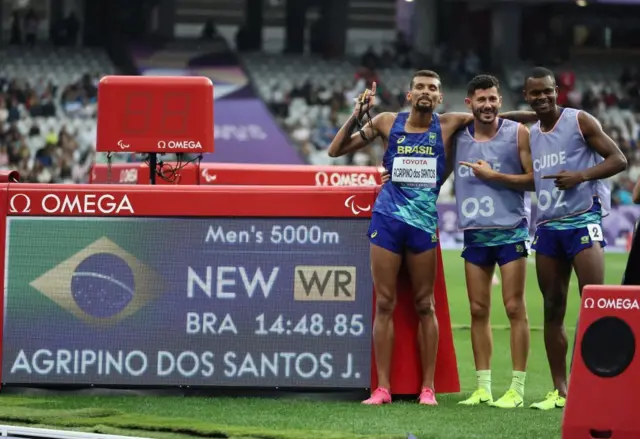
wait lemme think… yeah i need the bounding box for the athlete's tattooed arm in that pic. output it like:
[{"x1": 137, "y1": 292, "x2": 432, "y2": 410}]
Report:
[{"x1": 328, "y1": 112, "x2": 393, "y2": 158}]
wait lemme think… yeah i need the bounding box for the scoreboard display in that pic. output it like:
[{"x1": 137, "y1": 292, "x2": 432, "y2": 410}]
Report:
[
  {"x1": 2, "y1": 216, "x2": 373, "y2": 388},
  {"x1": 96, "y1": 76, "x2": 214, "y2": 154}
]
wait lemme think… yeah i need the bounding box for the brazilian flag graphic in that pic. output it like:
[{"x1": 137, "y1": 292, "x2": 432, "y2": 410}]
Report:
[
  {"x1": 29, "y1": 236, "x2": 161, "y2": 327},
  {"x1": 5, "y1": 218, "x2": 164, "y2": 329}
]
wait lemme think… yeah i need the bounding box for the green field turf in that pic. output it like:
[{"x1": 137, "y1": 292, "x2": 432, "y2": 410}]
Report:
[{"x1": 0, "y1": 250, "x2": 629, "y2": 439}]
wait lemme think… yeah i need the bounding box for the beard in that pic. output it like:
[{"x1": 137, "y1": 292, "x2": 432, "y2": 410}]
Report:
[
  {"x1": 414, "y1": 101, "x2": 433, "y2": 113},
  {"x1": 473, "y1": 107, "x2": 498, "y2": 124}
]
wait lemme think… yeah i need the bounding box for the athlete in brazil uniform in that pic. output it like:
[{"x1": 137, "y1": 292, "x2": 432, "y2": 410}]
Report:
[
  {"x1": 512, "y1": 67, "x2": 626, "y2": 410},
  {"x1": 453, "y1": 75, "x2": 533, "y2": 409},
  {"x1": 327, "y1": 71, "x2": 537, "y2": 405}
]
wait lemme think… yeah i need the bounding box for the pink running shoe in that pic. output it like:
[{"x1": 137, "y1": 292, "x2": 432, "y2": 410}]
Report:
[
  {"x1": 362, "y1": 387, "x2": 392, "y2": 405},
  {"x1": 418, "y1": 387, "x2": 438, "y2": 405}
]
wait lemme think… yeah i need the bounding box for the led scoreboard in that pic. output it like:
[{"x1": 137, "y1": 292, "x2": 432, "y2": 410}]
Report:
[{"x1": 96, "y1": 76, "x2": 214, "y2": 154}]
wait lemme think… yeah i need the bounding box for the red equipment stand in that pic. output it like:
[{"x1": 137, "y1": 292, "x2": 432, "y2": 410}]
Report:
[
  {"x1": 562, "y1": 285, "x2": 640, "y2": 439},
  {"x1": 370, "y1": 241, "x2": 458, "y2": 394}
]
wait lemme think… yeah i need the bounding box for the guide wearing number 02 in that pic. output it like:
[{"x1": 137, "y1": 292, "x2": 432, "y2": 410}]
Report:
[{"x1": 490, "y1": 67, "x2": 627, "y2": 410}]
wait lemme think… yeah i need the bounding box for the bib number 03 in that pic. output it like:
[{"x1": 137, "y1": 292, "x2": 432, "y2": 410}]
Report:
[{"x1": 461, "y1": 196, "x2": 495, "y2": 218}]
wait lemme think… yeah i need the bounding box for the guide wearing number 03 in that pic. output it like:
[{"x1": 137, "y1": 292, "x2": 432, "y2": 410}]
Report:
[
  {"x1": 490, "y1": 67, "x2": 627, "y2": 410},
  {"x1": 453, "y1": 75, "x2": 534, "y2": 410}
]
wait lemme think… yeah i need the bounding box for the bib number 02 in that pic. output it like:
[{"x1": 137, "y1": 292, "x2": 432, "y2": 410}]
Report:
[
  {"x1": 461, "y1": 196, "x2": 495, "y2": 218},
  {"x1": 537, "y1": 187, "x2": 568, "y2": 212}
]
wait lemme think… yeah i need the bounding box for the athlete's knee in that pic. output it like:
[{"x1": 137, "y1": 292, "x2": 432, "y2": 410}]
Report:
[
  {"x1": 469, "y1": 300, "x2": 490, "y2": 321},
  {"x1": 543, "y1": 293, "x2": 566, "y2": 324},
  {"x1": 504, "y1": 296, "x2": 527, "y2": 322},
  {"x1": 375, "y1": 288, "x2": 397, "y2": 316},
  {"x1": 414, "y1": 293, "x2": 435, "y2": 317}
]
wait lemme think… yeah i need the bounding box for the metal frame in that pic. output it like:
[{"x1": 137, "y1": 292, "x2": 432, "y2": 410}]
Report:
[{"x1": 0, "y1": 425, "x2": 152, "y2": 439}]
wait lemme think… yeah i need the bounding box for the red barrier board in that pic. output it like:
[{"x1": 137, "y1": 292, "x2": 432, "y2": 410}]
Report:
[
  {"x1": 89, "y1": 163, "x2": 383, "y2": 187},
  {"x1": 193, "y1": 163, "x2": 382, "y2": 187},
  {"x1": 7, "y1": 184, "x2": 375, "y2": 218}
]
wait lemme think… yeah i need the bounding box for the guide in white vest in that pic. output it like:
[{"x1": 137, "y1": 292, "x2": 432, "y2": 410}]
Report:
[
  {"x1": 523, "y1": 67, "x2": 627, "y2": 411},
  {"x1": 453, "y1": 75, "x2": 536, "y2": 409}
]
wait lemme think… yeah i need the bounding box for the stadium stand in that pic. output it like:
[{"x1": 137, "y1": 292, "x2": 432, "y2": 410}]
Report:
[
  {"x1": 242, "y1": 53, "x2": 414, "y2": 168},
  {"x1": 3, "y1": 9, "x2": 638, "y2": 209},
  {"x1": 241, "y1": 48, "x2": 486, "y2": 201},
  {"x1": 241, "y1": 47, "x2": 640, "y2": 204},
  {"x1": 0, "y1": 45, "x2": 116, "y2": 184}
]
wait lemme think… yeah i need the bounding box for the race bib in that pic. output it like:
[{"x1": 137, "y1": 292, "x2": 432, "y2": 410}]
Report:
[
  {"x1": 587, "y1": 224, "x2": 603, "y2": 241},
  {"x1": 391, "y1": 157, "x2": 437, "y2": 187}
]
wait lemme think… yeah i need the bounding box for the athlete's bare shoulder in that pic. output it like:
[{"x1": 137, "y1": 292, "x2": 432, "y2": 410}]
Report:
[
  {"x1": 576, "y1": 109, "x2": 602, "y2": 131},
  {"x1": 372, "y1": 112, "x2": 397, "y2": 138}
]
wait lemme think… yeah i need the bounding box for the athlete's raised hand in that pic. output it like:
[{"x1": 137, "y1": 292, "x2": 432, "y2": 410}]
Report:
[
  {"x1": 459, "y1": 160, "x2": 495, "y2": 180},
  {"x1": 353, "y1": 82, "x2": 377, "y2": 118}
]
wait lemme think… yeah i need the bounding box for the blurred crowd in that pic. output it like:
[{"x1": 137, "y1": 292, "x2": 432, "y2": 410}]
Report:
[
  {"x1": 264, "y1": 33, "x2": 484, "y2": 170},
  {"x1": 0, "y1": 71, "x2": 99, "y2": 184},
  {"x1": 0, "y1": 4, "x2": 99, "y2": 184}
]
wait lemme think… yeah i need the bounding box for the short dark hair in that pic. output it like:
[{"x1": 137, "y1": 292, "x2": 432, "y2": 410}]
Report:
[
  {"x1": 467, "y1": 74, "x2": 500, "y2": 97},
  {"x1": 524, "y1": 67, "x2": 556, "y2": 89},
  {"x1": 410, "y1": 70, "x2": 441, "y2": 89}
]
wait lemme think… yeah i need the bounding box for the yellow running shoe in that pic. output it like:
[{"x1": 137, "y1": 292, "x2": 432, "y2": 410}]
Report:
[
  {"x1": 458, "y1": 388, "x2": 492, "y2": 406},
  {"x1": 490, "y1": 389, "x2": 523, "y2": 408},
  {"x1": 529, "y1": 390, "x2": 566, "y2": 410}
]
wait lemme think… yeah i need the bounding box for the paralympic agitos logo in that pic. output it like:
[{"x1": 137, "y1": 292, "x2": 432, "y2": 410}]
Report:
[{"x1": 9, "y1": 193, "x2": 134, "y2": 215}]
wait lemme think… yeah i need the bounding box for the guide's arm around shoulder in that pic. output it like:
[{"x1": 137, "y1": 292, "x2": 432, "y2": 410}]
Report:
[
  {"x1": 578, "y1": 111, "x2": 628, "y2": 181},
  {"x1": 441, "y1": 110, "x2": 538, "y2": 127},
  {"x1": 498, "y1": 111, "x2": 538, "y2": 124},
  {"x1": 327, "y1": 112, "x2": 391, "y2": 158}
]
